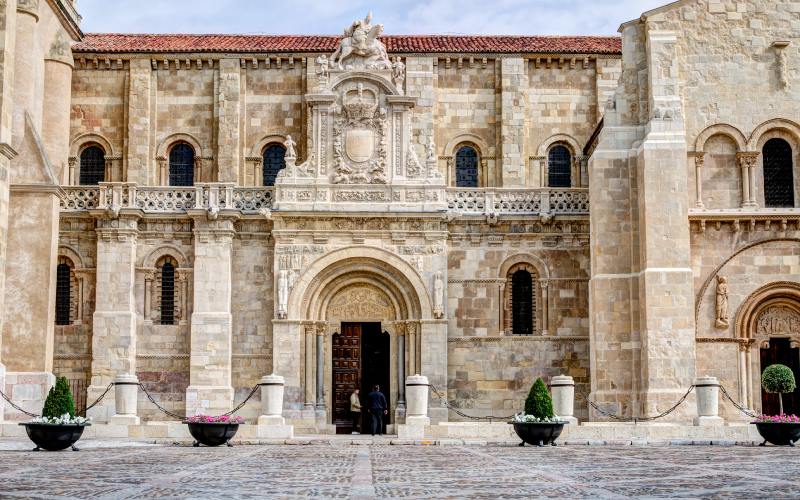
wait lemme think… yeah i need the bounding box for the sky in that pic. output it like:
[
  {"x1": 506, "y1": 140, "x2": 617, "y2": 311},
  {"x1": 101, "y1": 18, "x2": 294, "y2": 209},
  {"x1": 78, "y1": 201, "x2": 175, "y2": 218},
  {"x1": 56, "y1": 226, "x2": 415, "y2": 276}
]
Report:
[{"x1": 77, "y1": 0, "x2": 671, "y2": 36}]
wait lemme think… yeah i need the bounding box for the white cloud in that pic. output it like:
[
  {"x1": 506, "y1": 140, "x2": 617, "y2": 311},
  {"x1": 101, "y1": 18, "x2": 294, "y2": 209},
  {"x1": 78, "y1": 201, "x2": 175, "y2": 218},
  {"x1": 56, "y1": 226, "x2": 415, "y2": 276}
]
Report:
[{"x1": 78, "y1": 0, "x2": 670, "y2": 36}]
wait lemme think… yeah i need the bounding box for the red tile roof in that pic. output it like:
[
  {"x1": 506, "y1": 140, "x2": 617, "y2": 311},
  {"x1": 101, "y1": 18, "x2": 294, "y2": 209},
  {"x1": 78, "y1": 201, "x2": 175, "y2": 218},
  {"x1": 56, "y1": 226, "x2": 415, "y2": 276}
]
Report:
[{"x1": 74, "y1": 34, "x2": 621, "y2": 55}]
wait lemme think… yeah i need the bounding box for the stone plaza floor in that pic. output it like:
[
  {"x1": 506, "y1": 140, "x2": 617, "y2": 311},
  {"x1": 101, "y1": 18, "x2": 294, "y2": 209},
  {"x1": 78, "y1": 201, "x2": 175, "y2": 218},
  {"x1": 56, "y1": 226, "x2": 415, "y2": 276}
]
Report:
[{"x1": 0, "y1": 443, "x2": 798, "y2": 499}]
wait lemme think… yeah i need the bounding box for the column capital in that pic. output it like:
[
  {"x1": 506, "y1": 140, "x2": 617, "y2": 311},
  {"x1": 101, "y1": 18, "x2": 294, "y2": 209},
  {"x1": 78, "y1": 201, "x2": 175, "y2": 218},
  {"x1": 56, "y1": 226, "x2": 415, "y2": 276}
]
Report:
[{"x1": 736, "y1": 151, "x2": 760, "y2": 168}]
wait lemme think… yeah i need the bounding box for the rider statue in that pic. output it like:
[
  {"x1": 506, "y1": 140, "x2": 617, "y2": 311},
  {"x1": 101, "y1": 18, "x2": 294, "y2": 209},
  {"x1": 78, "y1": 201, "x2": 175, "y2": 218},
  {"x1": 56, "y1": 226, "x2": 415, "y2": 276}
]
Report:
[{"x1": 331, "y1": 12, "x2": 391, "y2": 70}]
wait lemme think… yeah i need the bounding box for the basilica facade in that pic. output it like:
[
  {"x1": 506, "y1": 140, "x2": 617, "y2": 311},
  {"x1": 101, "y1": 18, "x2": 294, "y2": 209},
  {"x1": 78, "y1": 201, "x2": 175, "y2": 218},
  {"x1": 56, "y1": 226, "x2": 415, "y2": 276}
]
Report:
[{"x1": 0, "y1": 0, "x2": 798, "y2": 433}]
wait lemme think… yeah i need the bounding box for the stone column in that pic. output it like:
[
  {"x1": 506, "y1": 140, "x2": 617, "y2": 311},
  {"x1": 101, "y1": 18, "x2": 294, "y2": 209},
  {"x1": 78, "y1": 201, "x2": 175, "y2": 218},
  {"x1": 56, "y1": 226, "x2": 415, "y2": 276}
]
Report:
[
  {"x1": 737, "y1": 152, "x2": 759, "y2": 209},
  {"x1": 11, "y1": 3, "x2": 37, "y2": 146},
  {"x1": 396, "y1": 323, "x2": 406, "y2": 408},
  {"x1": 694, "y1": 154, "x2": 705, "y2": 208},
  {"x1": 216, "y1": 59, "x2": 241, "y2": 183},
  {"x1": 315, "y1": 323, "x2": 326, "y2": 420},
  {"x1": 551, "y1": 375, "x2": 578, "y2": 425},
  {"x1": 88, "y1": 213, "x2": 140, "y2": 422},
  {"x1": 540, "y1": 280, "x2": 550, "y2": 336},
  {"x1": 693, "y1": 376, "x2": 723, "y2": 426},
  {"x1": 111, "y1": 373, "x2": 140, "y2": 425},
  {"x1": 406, "y1": 321, "x2": 417, "y2": 377},
  {"x1": 42, "y1": 45, "x2": 74, "y2": 184},
  {"x1": 499, "y1": 57, "x2": 528, "y2": 187},
  {"x1": 303, "y1": 322, "x2": 314, "y2": 410},
  {"x1": 126, "y1": 59, "x2": 152, "y2": 185},
  {"x1": 185, "y1": 214, "x2": 236, "y2": 416}
]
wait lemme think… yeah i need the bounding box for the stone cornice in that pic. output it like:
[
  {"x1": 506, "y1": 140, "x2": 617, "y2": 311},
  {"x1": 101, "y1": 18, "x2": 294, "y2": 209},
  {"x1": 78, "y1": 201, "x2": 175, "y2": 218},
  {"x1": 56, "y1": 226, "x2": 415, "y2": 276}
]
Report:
[
  {"x1": 45, "y1": 0, "x2": 83, "y2": 41},
  {"x1": 10, "y1": 183, "x2": 64, "y2": 196}
]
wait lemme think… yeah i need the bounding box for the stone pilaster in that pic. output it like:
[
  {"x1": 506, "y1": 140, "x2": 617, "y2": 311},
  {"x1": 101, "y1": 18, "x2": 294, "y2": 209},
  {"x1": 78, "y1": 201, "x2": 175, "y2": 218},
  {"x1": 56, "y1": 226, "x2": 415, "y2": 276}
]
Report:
[
  {"x1": 185, "y1": 213, "x2": 236, "y2": 416},
  {"x1": 499, "y1": 57, "x2": 528, "y2": 187},
  {"x1": 216, "y1": 59, "x2": 241, "y2": 183},
  {"x1": 126, "y1": 59, "x2": 152, "y2": 185},
  {"x1": 87, "y1": 212, "x2": 140, "y2": 422},
  {"x1": 419, "y1": 320, "x2": 447, "y2": 423}
]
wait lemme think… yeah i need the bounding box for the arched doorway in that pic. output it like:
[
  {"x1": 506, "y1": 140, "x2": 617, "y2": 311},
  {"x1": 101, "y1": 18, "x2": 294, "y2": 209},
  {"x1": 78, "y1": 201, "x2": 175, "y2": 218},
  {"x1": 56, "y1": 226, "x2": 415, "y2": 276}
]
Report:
[
  {"x1": 284, "y1": 247, "x2": 434, "y2": 433},
  {"x1": 736, "y1": 282, "x2": 800, "y2": 414}
]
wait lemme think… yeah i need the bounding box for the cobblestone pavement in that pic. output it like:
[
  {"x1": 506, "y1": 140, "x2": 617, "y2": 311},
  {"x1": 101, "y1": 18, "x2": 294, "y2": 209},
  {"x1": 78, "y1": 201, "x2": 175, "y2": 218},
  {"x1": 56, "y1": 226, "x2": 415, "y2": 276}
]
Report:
[{"x1": 0, "y1": 444, "x2": 797, "y2": 499}]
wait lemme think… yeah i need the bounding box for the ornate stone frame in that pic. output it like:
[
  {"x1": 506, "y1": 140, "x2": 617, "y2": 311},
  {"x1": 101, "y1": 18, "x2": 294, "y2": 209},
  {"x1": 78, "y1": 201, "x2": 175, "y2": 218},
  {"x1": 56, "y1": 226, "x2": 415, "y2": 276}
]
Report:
[{"x1": 499, "y1": 254, "x2": 550, "y2": 336}]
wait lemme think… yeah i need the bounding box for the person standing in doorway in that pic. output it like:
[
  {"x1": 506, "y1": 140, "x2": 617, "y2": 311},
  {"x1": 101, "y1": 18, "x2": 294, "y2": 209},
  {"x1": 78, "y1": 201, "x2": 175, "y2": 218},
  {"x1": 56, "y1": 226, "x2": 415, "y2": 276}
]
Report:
[
  {"x1": 350, "y1": 388, "x2": 362, "y2": 434},
  {"x1": 367, "y1": 384, "x2": 388, "y2": 436}
]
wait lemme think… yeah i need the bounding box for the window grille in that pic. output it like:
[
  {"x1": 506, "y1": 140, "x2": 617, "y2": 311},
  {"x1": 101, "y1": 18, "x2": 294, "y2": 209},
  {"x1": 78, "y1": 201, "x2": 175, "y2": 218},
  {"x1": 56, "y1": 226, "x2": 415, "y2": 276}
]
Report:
[
  {"x1": 512, "y1": 269, "x2": 534, "y2": 335},
  {"x1": 763, "y1": 138, "x2": 795, "y2": 208},
  {"x1": 169, "y1": 143, "x2": 195, "y2": 187},
  {"x1": 263, "y1": 144, "x2": 287, "y2": 186},
  {"x1": 160, "y1": 261, "x2": 176, "y2": 325},
  {"x1": 548, "y1": 145, "x2": 572, "y2": 188},
  {"x1": 79, "y1": 146, "x2": 106, "y2": 185},
  {"x1": 55, "y1": 263, "x2": 72, "y2": 326},
  {"x1": 455, "y1": 146, "x2": 479, "y2": 188}
]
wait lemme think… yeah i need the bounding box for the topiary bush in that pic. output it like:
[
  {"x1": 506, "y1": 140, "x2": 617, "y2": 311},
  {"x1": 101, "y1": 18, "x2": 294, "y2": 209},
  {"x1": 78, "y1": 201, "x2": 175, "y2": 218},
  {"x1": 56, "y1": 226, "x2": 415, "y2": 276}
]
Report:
[
  {"x1": 762, "y1": 364, "x2": 797, "y2": 415},
  {"x1": 41, "y1": 377, "x2": 76, "y2": 419},
  {"x1": 524, "y1": 377, "x2": 554, "y2": 420}
]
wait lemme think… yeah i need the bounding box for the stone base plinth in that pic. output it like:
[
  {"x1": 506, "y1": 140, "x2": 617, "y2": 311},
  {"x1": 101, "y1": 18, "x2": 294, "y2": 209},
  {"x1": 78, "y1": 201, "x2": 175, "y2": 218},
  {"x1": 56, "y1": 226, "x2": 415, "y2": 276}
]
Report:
[
  {"x1": 562, "y1": 416, "x2": 579, "y2": 426},
  {"x1": 110, "y1": 415, "x2": 141, "y2": 426},
  {"x1": 185, "y1": 385, "x2": 234, "y2": 416},
  {"x1": 694, "y1": 416, "x2": 724, "y2": 427},
  {"x1": 3, "y1": 372, "x2": 54, "y2": 422}
]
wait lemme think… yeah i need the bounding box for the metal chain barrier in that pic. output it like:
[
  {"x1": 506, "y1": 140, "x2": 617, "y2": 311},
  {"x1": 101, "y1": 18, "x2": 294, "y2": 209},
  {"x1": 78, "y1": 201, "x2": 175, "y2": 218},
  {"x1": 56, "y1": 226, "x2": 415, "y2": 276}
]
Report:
[
  {"x1": 84, "y1": 382, "x2": 115, "y2": 413},
  {"x1": 579, "y1": 385, "x2": 696, "y2": 423},
  {"x1": 138, "y1": 382, "x2": 261, "y2": 421},
  {"x1": 0, "y1": 388, "x2": 41, "y2": 418},
  {"x1": 718, "y1": 383, "x2": 759, "y2": 419},
  {"x1": 429, "y1": 383, "x2": 516, "y2": 422}
]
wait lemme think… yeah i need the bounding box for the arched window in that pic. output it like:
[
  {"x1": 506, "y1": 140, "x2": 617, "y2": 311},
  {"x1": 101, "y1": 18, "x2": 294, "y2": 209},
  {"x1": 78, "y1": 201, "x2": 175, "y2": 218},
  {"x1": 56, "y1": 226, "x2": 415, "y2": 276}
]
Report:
[
  {"x1": 169, "y1": 143, "x2": 195, "y2": 187},
  {"x1": 548, "y1": 145, "x2": 572, "y2": 188},
  {"x1": 263, "y1": 144, "x2": 287, "y2": 187},
  {"x1": 511, "y1": 269, "x2": 534, "y2": 336},
  {"x1": 79, "y1": 146, "x2": 106, "y2": 185},
  {"x1": 55, "y1": 258, "x2": 74, "y2": 326},
  {"x1": 455, "y1": 146, "x2": 479, "y2": 188},
  {"x1": 763, "y1": 138, "x2": 794, "y2": 208},
  {"x1": 158, "y1": 257, "x2": 177, "y2": 326}
]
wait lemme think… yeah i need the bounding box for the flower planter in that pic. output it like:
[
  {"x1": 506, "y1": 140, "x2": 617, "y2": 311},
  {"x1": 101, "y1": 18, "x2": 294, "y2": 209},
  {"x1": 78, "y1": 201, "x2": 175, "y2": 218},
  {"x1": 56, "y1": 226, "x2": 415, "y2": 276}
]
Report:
[
  {"x1": 511, "y1": 422, "x2": 566, "y2": 447},
  {"x1": 185, "y1": 422, "x2": 241, "y2": 447},
  {"x1": 753, "y1": 422, "x2": 800, "y2": 447},
  {"x1": 19, "y1": 423, "x2": 91, "y2": 452}
]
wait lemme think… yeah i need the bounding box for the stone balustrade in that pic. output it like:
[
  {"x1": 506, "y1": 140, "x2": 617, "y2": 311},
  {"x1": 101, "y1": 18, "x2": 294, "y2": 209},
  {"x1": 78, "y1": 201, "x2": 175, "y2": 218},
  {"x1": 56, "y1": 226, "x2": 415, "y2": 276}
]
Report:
[{"x1": 59, "y1": 183, "x2": 588, "y2": 217}]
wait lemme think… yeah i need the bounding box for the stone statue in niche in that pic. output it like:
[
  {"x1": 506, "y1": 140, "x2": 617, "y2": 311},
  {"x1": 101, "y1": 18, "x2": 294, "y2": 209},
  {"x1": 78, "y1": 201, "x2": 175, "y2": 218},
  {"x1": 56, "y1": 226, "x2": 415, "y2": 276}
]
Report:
[
  {"x1": 433, "y1": 271, "x2": 444, "y2": 319},
  {"x1": 331, "y1": 12, "x2": 391, "y2": 70},
  {"x1": 392, "y1": 57, "x2": 406, "y2": 94},
  {"x1": 714, "y1": 275, "x2": 729, "y2": 329},
  {"x1": 277, "y1": 270, "x2": 289, "y2": 319}
]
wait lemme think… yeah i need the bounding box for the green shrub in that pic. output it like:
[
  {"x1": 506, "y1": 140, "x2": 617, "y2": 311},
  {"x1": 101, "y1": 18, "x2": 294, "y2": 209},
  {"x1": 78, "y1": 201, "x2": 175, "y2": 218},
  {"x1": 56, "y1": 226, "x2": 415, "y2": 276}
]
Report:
[
  {"x1": 762, "y1": 364, "x2": 796, "y2": 415},
  {"x1": 42, "y1": 377, "x2": 76, "y2": 419},
  {"x1": 524, "y1": 377, "x2": 554, "y2": 419}
]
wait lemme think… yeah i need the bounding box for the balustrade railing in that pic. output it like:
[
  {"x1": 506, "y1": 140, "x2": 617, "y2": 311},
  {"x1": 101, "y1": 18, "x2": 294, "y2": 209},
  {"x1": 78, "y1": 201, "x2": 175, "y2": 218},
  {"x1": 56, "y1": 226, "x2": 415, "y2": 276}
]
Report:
[
  {"x1": 446, "y1": 188, "x2": 589, "y2": 216},
  {"x1": 60, "y1": 184, "x2": 587, "y2": 217}
]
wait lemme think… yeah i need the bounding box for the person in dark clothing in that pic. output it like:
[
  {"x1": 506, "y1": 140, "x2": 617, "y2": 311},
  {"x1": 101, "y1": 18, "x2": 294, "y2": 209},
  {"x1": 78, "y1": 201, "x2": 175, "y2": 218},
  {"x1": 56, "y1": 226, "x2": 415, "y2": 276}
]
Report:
[{"x1": 366, "y1": 384, "x2": 388, "y2": 436}]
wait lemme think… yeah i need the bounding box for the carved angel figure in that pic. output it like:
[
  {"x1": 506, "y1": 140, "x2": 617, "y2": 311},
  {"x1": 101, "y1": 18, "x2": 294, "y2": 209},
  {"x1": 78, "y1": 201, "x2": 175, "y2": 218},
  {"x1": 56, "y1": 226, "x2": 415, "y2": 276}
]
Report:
[
  {"x1": 331, "y1": 12, "x2": 391, "y2": 70},
  {"x1": 715, "y1": 275, "x2": 729, "y2": 329}
]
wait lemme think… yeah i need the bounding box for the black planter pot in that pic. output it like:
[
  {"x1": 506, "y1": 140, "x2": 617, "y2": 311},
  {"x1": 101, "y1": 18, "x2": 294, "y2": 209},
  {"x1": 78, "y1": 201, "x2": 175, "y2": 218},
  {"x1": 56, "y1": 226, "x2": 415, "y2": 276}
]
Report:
[
  {"x1": 19, "y1": 423, "x2": 90, "y2": 452},
  {"x1": 511, "y1": 422, "x2": 567, "y2": 447},
  {"x1": 753, "y1": 422, "x2": 800, "y2": 446},
  {"x1": 185, "y1": 422, "x2": 241, "y2": 447}
]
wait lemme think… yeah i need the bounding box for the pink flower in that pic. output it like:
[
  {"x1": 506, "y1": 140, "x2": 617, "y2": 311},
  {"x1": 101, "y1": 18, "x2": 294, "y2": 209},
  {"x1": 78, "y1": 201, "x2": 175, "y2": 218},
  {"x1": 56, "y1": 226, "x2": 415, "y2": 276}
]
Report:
[
  {"x1": 756, "y1": 413, "x2": 800, "y2": 423},
  {"x1": 186, "y1": 414, "x2": 244, "y2": 424}
]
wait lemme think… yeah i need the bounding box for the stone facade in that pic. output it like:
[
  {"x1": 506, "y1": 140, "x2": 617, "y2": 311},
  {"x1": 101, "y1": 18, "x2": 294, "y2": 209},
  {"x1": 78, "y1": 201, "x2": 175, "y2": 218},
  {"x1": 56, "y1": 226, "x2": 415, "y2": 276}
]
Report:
[{"x1": 1, "y1": 1, "x2": 799, "y2": 430}]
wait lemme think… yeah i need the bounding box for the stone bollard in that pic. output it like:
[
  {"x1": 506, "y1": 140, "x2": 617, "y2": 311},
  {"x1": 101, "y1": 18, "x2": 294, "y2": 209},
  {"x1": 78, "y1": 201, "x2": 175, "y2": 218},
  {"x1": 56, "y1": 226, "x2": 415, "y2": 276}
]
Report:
[
  {"x1": 110, "y1": 374, "x2": 140, "y2": 425},
  {"x1": 694, "y1": 376, "x2": 724, "y2": 426},
  {"x1": 257, "y1": 374, "x2": 293, "y2": 438},
  {"x1": 550, "y1": 375, "x2": 578, "y2": 425},
  {"x1": 405, "y1": 374, "x2": 430, "y2": 427}
]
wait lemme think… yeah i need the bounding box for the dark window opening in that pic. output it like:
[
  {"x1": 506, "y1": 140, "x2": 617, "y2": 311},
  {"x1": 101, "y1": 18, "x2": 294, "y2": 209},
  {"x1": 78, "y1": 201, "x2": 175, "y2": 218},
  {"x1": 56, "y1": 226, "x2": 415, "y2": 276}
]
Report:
[
  {"x1": 763, "y1": 138, "x2": 794, "y2": 208},
  {"x1": 79, "y1": 146, "x2": 106, "y2": 185},
  {"x1": 160, "y1": 261, "x2": 176, "y2": 325},
  {"x1": 548, "y1": 145, "x2": 572, "y2": 188},
  {"x1": 169, "y1": 143, "x2": 195, "y2": 187},
  {"x1": 455, "y1": 146, "x2": 479, "y2": 188},
  {"x1": 512, "y1": 269, "x2": 534, "y2": 335},
  {"x1": 55, "y1": 263, "x2": 72, "y2": 326},
  {"x1": 263, "y1": 144, "x2": 287, "y2": 187}
]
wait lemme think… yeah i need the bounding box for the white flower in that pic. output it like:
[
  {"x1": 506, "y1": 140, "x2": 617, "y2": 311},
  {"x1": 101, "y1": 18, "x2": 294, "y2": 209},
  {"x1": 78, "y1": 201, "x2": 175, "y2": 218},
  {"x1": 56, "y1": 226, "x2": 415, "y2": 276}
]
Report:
[
  {"x1": 512, "y1": 412, "x2": 566, "y2": 423},
  {"x1": 29, "y1": 414, "x2": 91, "y2": 425}
]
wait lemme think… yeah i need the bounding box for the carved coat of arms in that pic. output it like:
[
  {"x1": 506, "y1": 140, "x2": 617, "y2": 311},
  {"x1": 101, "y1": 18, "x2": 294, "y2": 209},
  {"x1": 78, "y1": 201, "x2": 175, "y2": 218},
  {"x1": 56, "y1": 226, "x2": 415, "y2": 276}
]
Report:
[{"x1": 332, "y1": 84, "x2": 388, "y2": 184}]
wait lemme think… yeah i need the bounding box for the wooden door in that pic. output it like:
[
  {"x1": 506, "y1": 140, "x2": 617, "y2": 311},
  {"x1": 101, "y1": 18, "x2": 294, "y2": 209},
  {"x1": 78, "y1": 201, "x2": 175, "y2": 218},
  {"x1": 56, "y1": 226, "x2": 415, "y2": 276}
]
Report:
[
  {"x1": 332, "y1": 323, "x2": 361, "y2": 432},
  {"x1": 760, "y1": 338, "x2": 800, "y2": 415}
]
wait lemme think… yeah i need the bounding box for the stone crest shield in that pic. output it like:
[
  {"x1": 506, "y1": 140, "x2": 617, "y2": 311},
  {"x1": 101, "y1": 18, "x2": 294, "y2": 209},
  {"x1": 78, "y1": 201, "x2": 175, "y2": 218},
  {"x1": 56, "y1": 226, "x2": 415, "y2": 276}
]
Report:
[{"x1": 345, "y1": 128, "x2": 374, "y2": 163}]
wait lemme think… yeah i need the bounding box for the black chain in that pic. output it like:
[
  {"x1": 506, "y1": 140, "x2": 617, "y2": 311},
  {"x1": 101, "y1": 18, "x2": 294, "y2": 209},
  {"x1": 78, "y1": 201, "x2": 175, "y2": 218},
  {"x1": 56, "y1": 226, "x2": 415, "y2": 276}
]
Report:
[
  {"x1": 0, "y1": 388, "x2": 41, "y2": 418},
  {"x1": 85, "y1": 382, "x2": 115, "y2": 412},
  {"x1": 221, "y1": 384, "x2": 260, "y2": 417},
  {"x1": 428, "y1": 384, "x2": 516, "y2": 422},
  {"x1": 580, "y1": 385, "x2": 696, "y2": 423},
  {"x1": 138, "y1": 382, "x2": 261, "y2": 420},
  {"x1": 718, "y1": 384, "x2": 759, "y2": 419}
]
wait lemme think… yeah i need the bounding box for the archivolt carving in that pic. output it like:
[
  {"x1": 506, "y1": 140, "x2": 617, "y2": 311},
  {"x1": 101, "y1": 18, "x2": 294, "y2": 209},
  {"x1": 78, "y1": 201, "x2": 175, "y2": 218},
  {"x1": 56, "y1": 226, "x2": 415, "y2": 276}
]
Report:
[{"x1": 326, "y1": 285, "x2": 395, "y2": 321}]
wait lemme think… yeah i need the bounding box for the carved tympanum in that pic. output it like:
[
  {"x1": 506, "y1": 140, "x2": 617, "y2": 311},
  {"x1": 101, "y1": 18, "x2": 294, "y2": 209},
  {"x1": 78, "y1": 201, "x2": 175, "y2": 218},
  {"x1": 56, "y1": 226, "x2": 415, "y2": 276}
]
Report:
[
  {"x1": 756, "y1": 306, "x2": 800, "y2": 337},
  {"x1": 327, "y1": 285, "x2": 395, "y2": 321}
]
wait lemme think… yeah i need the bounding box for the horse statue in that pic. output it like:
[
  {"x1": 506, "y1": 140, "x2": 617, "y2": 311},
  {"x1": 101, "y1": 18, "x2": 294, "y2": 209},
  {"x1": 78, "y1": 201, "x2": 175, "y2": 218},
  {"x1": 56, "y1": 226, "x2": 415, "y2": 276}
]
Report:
[{"x1": 331, "y1": 12, "x2": 391, "y2": 70}]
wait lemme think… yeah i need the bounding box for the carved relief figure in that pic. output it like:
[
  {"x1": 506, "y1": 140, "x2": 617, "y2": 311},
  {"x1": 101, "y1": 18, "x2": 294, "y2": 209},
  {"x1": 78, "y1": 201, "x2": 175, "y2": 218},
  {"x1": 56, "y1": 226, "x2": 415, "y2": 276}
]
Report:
[
  {"x1": 284, "y1": 135, "x2": 297, "y2": 160},
  {"x1": 277, "y1": 270, "x2": 289, "y2": 319},
  {"x1": 392, "y1": 57, "x2": 406, "y2": 94},
  {"x1": 714, "y1": 276, "x2": 729, "y2": 329},
  {"x1": 330, "y1": 12, "x2": 391, "y2": 70},
  {"x1": 757, "y1": 306, "x2": 800, "y2": 337},
  {"x1": 433, "y1": 271, "x2": 444, "y2": 319},
  {"x1": 315, "y1": 55, "x2": 330, "y2": 86}
]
